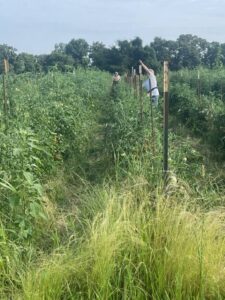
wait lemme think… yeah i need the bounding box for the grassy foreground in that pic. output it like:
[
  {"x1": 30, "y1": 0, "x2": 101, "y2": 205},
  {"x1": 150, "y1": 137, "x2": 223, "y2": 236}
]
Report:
[
  {"x1": 0, "y1": 69, "x2": 225, "y2": 299},
  {"x1": 15, "y1": 179, "x2": 225, "y2": 299}
]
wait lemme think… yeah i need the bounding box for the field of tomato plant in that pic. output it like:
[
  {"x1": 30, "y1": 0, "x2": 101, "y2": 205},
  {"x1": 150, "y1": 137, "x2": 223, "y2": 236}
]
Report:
[{"x1": 0, "y1": 68, "x2": 225, "y2": 299}]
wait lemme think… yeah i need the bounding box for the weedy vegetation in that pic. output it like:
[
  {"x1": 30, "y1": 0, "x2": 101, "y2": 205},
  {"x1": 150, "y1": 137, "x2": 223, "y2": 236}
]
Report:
[{"x1": 0, "y1": 67, "x2": 225, "y2": 299}]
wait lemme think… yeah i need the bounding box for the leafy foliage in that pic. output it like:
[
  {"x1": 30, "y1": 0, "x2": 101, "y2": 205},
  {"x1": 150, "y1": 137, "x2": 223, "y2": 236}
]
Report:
[
  {"x1": 2, "y1": 34, "x2": 225, "y2": 75},
  {"x1": 170, "y1": 68, "x2": 225, "y2": 153},
  {"x1": 0, "y1": 68, "x2": 225, "y2": 299}
]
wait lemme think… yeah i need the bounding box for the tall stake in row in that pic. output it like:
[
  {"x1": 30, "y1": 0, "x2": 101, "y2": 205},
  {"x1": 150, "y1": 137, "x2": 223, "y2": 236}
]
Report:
[
  {"x1": 163, "y1": 61, "x2": 169, "y2": 181},
  {"x1": 134, "y1": 69, "x2": 138, "y2": 98},
  {"x1": 131, "y1": 67, "x2": 134, "y2": 89},
  {"x1": 149, "y1": 78, "x2": 155, "y2": 156}
]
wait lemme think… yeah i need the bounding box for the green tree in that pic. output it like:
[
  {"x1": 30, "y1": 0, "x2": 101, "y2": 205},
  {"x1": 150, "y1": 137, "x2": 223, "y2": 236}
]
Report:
[
  {"x1": 151, "y1": 37, "x2": 178, "y2": 69},
  {"x1": 36, "y1": 55, "x2": 49, "y2": 72},
  {"x1": 117, "y1": 37, "x2": 159, "y2": 73},
  {"x1": 53, "y1": 43, "x2": 66, "y2": 54},
  {"x1": 204, "y1": 42, "x2": 223, "y2": 68},
  {"x1": 16, "y1": 53, "x2": 37, "y2": 73},
  {"x1": 0, "y1": 44, "x2": 17, "y2": 73},
  {"x1": 45, "y1": 52, "x2": 74, "y2": 72},
  {"x1": 65, "y1": 39, "x2": 89, "y2": 67},
  {"x1": 175, "y1": 34, "x2": 208, "y2": 69},
  {"x1": 117, "y1": 39, "x2": 132, "y2": 70},
  {"x1": 129, "y1": 37, "x2": 146, "y2": 71},
  {"x1": 90, "y1": 42, "x2": 108, "y2": 70},
  {"x1": 142, "y1": 45, "x2": 160, "y2": 72},
  {"x1": 14, "y1": 55, "x2": 26, "y2": 73},
  {"x1": 105, "y1": 46, "x2": 123, "y2": 73}
]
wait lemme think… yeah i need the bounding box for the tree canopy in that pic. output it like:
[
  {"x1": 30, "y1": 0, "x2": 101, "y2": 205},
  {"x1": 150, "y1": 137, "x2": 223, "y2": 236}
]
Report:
[{"x1": 1, "y1": 35, "x2": 225, "y2": 75}]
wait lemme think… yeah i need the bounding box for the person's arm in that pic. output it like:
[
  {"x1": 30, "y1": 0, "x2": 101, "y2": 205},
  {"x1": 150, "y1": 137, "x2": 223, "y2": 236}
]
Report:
[{"x1": 139, "y1": 60, "x2": 152, "y2": 75}]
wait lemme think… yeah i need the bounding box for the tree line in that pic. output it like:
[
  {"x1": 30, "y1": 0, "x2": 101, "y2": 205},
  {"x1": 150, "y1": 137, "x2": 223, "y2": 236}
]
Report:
[{"x1": 1, "y1": 34, "x2": 225, "y2": 75}]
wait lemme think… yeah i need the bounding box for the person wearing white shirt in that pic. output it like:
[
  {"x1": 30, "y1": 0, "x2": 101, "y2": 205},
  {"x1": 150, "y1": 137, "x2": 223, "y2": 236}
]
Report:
[
  {"x1": 139, "y1": 60, "x2": 159, "y2": 106},
  {"x1": 112, "y1": 72, "x2": 121, "y2": 84}
]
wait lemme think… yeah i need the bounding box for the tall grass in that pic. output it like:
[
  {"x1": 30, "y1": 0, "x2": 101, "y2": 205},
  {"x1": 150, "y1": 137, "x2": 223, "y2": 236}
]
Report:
[
  {"x1": 1, "y1": 69, "x2": 225, "y2": 299},
  {"x1": 14, "y1": 180, "x2": 225, "y2": 299}
]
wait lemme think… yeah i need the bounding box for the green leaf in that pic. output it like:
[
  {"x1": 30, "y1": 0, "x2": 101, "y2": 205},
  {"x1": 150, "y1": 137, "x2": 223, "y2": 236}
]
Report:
[
  {"x1": 0, "y1": 180, "x2": 17, "y2": 193},
  {"x1": 23, "y1": 172, "x2": 33, "y2": 185}
]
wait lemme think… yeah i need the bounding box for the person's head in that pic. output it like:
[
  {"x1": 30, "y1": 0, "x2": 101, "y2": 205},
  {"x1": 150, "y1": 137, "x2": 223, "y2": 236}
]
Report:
[
  {"x1": 114, "y1": 72, "x2": 118, "y2": 76},
  {"x1": 149, "y1": 69, "x2": 154, "y2": 74}
]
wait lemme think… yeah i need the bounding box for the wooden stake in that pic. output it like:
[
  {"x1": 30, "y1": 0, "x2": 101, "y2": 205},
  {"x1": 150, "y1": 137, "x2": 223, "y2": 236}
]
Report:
[
  {"x1": 3, "y1": 73, "x2": 7, "y2": 114},
  {"x1": 149, "y1": 78, "x2": 155, "y2": 156},
  {"x1": 163, "y1": 61, "x2": 169, "y2": 180},
  {"x1": 133, "y1": 69, "x2": 137, "y2": 98},
  {"x1": 4, "y1": 59, "x2": 9, "y2": 73},
  {"x1": 131, "y1": 67, "x2": 134, "y2": 88},
  {"x1": 125, "y1": 72, "x2": 129, "y2": 84}
]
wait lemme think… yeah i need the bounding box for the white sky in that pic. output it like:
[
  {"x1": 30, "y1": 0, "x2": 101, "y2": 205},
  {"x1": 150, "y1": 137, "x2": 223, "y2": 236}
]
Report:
[{"x1": 0, "y1": 0, "x2": 225, "y2": 54}]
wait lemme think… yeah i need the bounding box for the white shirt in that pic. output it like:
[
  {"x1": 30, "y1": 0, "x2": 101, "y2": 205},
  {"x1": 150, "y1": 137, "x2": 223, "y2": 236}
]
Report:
[
  {"x1": 113, "y1": 75, "x2": 121, "y2": 82},
  {"x1": 149, "y1": 73, "x2": 159, "y2": 96}
]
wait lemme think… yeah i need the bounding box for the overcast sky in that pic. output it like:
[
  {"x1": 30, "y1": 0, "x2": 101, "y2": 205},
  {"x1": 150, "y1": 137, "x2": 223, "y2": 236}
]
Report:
[{"x1": 0, "y1": 0, "x2": 225, "y2": 54}]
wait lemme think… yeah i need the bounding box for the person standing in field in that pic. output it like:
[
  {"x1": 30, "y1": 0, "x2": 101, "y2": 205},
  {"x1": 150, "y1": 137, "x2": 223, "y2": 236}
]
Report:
[
  {"x1": 112, "y1": 72, "x2": 121, "y2": 84},
  {"x1": 111, "y1": 72, "x2": 121, "y2": 99},
  {"x1": 139, "y1": 60, "x2": 159, "y2": 106}
]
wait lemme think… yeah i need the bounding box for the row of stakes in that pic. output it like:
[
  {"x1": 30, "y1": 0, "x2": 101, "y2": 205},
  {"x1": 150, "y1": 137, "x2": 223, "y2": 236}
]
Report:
[
  {"x1": 1, "y1": 59, "x2": 170, "y2": 187},
  {"x1": 122, "y1": 62, "x2": 170, "y2": 183}
]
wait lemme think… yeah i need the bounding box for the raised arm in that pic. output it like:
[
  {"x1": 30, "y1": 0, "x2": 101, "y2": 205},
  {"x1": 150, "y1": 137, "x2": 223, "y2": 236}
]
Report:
[{"x1": 139, "y1": 60, "x2": 153, "y2": 75}]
